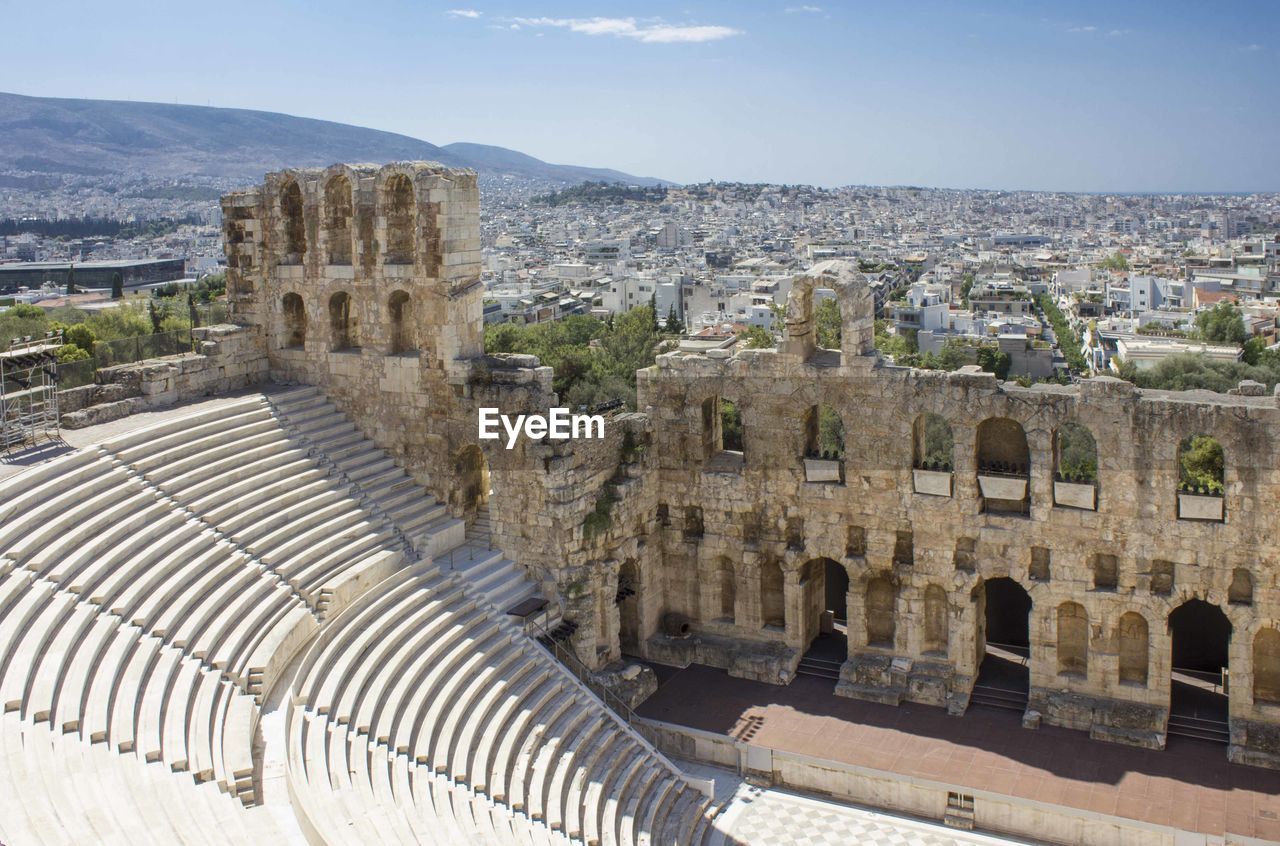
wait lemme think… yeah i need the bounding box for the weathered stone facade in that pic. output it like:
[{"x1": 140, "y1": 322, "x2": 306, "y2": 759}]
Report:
[{"x1": 221, "y1": 166, "x2": 1280, "y2": 769}]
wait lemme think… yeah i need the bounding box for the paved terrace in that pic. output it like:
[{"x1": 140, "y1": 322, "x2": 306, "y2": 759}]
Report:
[{"x1": 637, "y1": 663, "x2": 1280, "y2": 842}]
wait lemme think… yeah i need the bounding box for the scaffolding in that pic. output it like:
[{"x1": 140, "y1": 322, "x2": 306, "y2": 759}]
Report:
[{"x1": 1, "y1": 331, "x2": 62, "y2": 452}]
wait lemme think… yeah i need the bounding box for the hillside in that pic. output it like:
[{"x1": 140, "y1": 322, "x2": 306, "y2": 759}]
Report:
[{"x1": 0, "y1": 92, "x2": 669, "y2": 186}]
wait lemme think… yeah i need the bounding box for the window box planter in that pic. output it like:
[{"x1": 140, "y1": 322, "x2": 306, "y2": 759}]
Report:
[
  {"x1": 1178, "y1": 492, "x2": 1223, "y2": 521},
  {"x1": 913, "y1": 468, "x2": 953, "y2": 497},
  {"x1": 978, "y1": 474, "x2": 1028, "y2": 501},
  {"x1": 1054, "y1": 480, "x2": 1097, "y2": 510},
  {"x1": 804, "y1": 457, "x2": 843, "y2": 483}
]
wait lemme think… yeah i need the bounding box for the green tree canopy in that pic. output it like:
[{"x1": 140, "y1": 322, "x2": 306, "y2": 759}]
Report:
[
  {"x1": 1195, "y1": 301, "x2": 1247, "y2": 345},
  {"x1": 1179, "y1": 434, "x2": 1224, "y2": 494}
]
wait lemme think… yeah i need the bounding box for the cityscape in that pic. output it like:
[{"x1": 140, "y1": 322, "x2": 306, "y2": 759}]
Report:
[{"x1": 2, "y1": 2, "x2": 1279, "y2": 846}]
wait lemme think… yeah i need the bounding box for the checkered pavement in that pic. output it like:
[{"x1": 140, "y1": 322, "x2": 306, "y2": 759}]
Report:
[{"x1": 715, "y1": 785, "x2": 1024, "y2": 846}]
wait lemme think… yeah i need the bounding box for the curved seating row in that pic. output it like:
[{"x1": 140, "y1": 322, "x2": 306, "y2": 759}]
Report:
[
  {"x1": 0, "y1": 388, "x2": 715, "y2": 844},
  {"x1": 288, "y1": 564, "x2": 713, "y2": 846}
]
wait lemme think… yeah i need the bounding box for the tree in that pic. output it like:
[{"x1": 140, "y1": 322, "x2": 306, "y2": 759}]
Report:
[
  {"x1": 1101, "y1": 252, "x2": 1129, "y2": 271},
  {"x1": 649, "y1": 293, "x2": 660, "y2": 333},
  {"x1": 188, "y1": 293, "x2": 199, "y2": 329},
  {"x1": 1179, "y1": 434, "x2": 1224, "y2": 494},
  {"x1": 739, "y1": 325, "x2": 774, "y2": 349},
  {"x1": 976, "y1": 346, "x2": 1011, "y2": 380},
  {"x1": 1195, "y1": 301, "x2": 1247, "y2": 345},
  {"x1": 65, "y1": 264, "x2": 76, "y2": 295},
  {"x1": 1243, "y1": 336, "x2": 1265, "y2": 366},
  {"x1": 63, "y1": 323, "x2": 96, "y2": 354},
  {"x1": 664, "y1": 305, "x2": 683, "y2": 334},
  {"x1": 815, "y1": 298, "x2": 841, "y2": 349},
  {"x1": 110, "y1": 271, "x2": 123, "y2": 300},
  {"x1": 148, "y1": 299, "x2": 162, "y2": 334}
]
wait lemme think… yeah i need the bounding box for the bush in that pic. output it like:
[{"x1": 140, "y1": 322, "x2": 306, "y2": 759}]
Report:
[{"x1": 1179, "y1": 434, "x2": 1224, "y2": 495}]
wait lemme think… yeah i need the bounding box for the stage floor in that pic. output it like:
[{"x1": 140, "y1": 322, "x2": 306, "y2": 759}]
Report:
[{"x1": 635, "y1": 662, "x2": 1280, "y2": 841}]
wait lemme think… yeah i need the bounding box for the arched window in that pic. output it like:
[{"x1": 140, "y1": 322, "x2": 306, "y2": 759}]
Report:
[
  {"x1": 1056, "y1": 602, "x2": 1089, "y2": 677},
  {"x1": 324, "y1": 175, "x2": 353, "y2": 265},
  {"x1": 720, "y1": 399, "x2": 743, "y2": 453},
  {"x1": 715, "y1": 558, "x2": 736, "y2": 623},
  {"x1": 280, "y1": 179, "x2": 306, "y2": 264},
  {"x1": 866, "y1": 576, "x2": 896, "y2": 647},
  {"x1": 388, "y1": 290, "x2": 414, "y2": 354},
  {"x1": 1118, "y1": 612, "x2": 1148, "y2": 685},
  {"x1": 329, "y1": 291, "x2": 358, "y2": 351},
  {"x1": 913, "y1": 413, "x2": 953, "y2": 472},
  {"x1": 1253, "y1": 628, "x2": 1280, "y2": 705},
  {"x1": 282, "y1": 293, "x2": 306, "y2": 349},
  {"x1": 976, "y1": 417, "x2": 1030, "y2": 513},
  {"x1": 976, "y1": 417, "x2": 1030, "y2": 477},
  {"x1": 760, "y1": 560, "x2": 785, "y2": 629},
  {"x1": 802, "y1": 404, "x2": 845, "y2": 459},
  {"x1": 384, "y1": 174, "x2": 415, "y2": 264},
  {"x1": 1054, "y1": 422, "x2": 1098, "y2": 484},
  {"x1": 923, "y1": 584, "x2": 949, "y2": 656},
  {"x1": 1178, "y1": 434, "x2": 1224, "y2": 495}
]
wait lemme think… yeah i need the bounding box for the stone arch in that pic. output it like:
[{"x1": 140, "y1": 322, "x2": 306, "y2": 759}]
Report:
[
  {"x1": 328, "y1": 291, "x2": 358, "y2": 350},
  {"x1": 1178, "y1": 433, "x2": 1224, "y2": 495},
  {"x1": 779, "y1": 260, "x2": 873, "y2": 362},
  {"x1": 1118, "y1": 611, "x2": 1149, "y2": 685},
  {"x1": 976, "y1": 417, "x2": 1030, "y2": 475},
  {"x1": 760, "y1": 559, "x2": 785, "y2": 630},
  {"x1": 913, "y1": 412, "x2": 953, "y2": 471},
  {"x1": 1056, "y1": 601, "x2": 1089, "y2": 677},
  {"x1": 802, "y1": 404, "x2": 845, "y2": 459},
  {"x1": 388, "y1": 290, "x2": 415, "y2": 354},
  {"x1": 923, "y1": 584, "x2": 949, "y2": 656},
  {"x1": 1054, "y1": 421, "x2": 1098, "y2": 484},
  {"x1": 865, "y1": 575, "x2": 896, "y2": 647},
  {"x1": 714, "y1": 558, "x2": 736, "y2": 623},
  {"x1": 281, "y1": 292, "x2": 306, "y2": 349},
  {"x1": 454, "y1": 444, "x2": 490, "y2": 514},
  {"x1": 279, "y1": 178, "x2": 306, "y2": 264},
  {"x1": 1253, "y1": 628, "x2": 1280, "y2": 705},
  {"x1": 1229, "y1": 568, "x2": 1253, "y2": 605},
  {"x1": 383, "y1": 173, "x2": 415, "y2": 264},
  {"x1": 324, "y1": 174, "x2": 353, "y2": 265}
]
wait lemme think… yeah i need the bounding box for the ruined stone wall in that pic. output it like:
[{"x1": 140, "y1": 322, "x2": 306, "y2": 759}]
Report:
[
  {"x1": 633, "y1": 261, "x2": 1280, "y2": 767},
  {"x1": 60, "y1": 324, "x2": 267, "y2": 428},
  {"x1": 221, "y1": 170, "x2": 1280, "y2": 767},
  {"x1": 221, "y1": 165, "x2": 641, "y2": 640}
]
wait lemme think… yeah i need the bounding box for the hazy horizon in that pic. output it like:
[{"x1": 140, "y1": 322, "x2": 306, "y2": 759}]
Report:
[{"x1": 3, "y1": 1, "x2": 1276, "y2": 193}]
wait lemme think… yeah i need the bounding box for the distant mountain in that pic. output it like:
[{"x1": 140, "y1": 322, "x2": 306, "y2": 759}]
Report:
[
  {"x1": 0, "y1": 92, "x2": 670, "y2": 186},
  {"x1": 440, "y1": 142, "x2": 667, "y2": 187}
]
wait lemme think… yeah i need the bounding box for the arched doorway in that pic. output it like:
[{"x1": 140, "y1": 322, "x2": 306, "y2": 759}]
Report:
[
  {"x1": 972, "y1": 577, "x2": 1032, "y2": 712},
  {"x1": 796, "y1": 558, "x2": 849, "y2": 681},
  {"x1": 454, "y1": 445, "x2": 490, "y2": 515},
  {"x1": 1168, "y1": 599, "x2": 1231, "y2": 742},
  {"x1": 617, "y1": 560, "x2": 641, "y2": 655}
]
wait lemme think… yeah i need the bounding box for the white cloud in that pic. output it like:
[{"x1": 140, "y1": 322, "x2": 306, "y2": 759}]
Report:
[
  {"x1": 1107, "y1": 29, "x2": 1129, "y2": 37},
  {"x1": 785, "y1": 5, "x2": 823, "y2": 12},
  {"x1": 446, "y1": 9, "x2": 482, "y2": 18},
  {"x1": 510, "y1": 16, "x2": 742, "y2": 43},
  {"x1": 1241, "y1": 43, "x2": 1263, "y2": 52},
  {"x1": 1067, "y1": 25, "x2": 1098, "y2": 33}
]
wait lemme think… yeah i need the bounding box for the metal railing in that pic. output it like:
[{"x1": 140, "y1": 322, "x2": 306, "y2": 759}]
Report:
[
  {"x1": 92, "y1": 328, "x2": 193, "y2": 368},
  {"x1": 525, "y1": 615, "x2": 715, "y2": 799},
  {"x1": 526, "y1": 615, "x2": 641, "y2": 725}
]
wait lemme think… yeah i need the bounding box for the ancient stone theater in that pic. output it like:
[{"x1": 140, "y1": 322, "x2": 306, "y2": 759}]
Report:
[{"x1": 1, "y1": 162, "x2": 1278, "y2": 845}]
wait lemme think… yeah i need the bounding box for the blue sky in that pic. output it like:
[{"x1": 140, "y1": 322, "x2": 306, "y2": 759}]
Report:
[{"x1": 3, "y1": 1, "x2": 1276, "y2": 191}]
